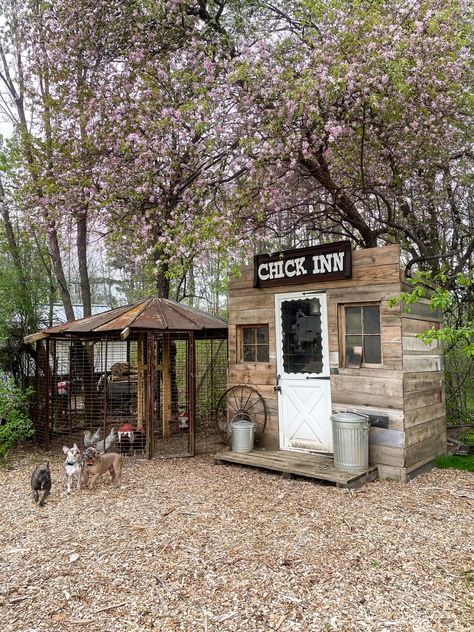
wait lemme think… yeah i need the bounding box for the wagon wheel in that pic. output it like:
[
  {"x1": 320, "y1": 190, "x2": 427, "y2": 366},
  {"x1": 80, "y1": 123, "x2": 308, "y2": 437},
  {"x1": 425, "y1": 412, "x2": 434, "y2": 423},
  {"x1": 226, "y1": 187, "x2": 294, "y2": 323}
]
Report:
[{"x1": 215, "y1": 385, "x2": 267, "y2": 444}]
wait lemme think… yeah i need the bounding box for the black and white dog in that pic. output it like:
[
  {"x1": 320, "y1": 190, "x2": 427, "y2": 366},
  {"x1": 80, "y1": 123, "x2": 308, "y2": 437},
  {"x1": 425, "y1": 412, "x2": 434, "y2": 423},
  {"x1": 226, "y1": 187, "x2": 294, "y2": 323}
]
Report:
[
  {"x1": 62, "y1": 444, "x2": 88, "y2": 494},
  {"x1": 31, "y1": 462, "x2": 52, "y2": 506}
]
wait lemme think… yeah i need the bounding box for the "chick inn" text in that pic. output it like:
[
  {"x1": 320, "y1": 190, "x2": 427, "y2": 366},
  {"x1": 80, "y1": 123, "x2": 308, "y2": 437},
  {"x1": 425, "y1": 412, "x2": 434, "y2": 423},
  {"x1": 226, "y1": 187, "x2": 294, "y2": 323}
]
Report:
[{"x1": 253, "y1": 241, "x2": 352, "y2": 288}]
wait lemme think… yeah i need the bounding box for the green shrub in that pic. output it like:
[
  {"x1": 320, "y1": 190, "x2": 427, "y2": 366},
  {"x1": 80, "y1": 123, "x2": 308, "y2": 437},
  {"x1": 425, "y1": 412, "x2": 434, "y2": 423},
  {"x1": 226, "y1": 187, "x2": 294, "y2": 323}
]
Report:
[
  {"x1": 0, "y1": 371, "x2": 34, "y2": 462},
  {"x1": 460, "y1": 428, "x2": 474, "y2": 446}
]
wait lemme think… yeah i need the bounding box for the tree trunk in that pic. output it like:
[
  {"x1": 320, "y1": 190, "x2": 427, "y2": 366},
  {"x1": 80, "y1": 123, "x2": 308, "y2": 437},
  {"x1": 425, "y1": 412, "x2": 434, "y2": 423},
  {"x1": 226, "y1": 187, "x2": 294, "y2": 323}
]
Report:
[
  {"x1": 76, "y1": 55, "x2": 93, "y2": 319},
  {"x1": 47, "y1": 222, "x2": 75, "y2": 322},
  {"x1": 299, "y1": 149, "x2": 378, "y2": 248},
  {"x1": 76, "y1": 211, "x2": 92, "y2": 317},
  {"x1": 156, "y1": 260, "x2": 170, "y2": 299}
]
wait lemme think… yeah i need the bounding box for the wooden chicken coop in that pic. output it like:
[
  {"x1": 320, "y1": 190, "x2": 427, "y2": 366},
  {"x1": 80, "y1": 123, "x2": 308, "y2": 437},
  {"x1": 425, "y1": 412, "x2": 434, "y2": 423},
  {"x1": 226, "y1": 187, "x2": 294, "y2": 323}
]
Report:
[
  {"x1": 217, "y1": 242, "x2": 446, "y2": 483},
  {"x1": 25, "y1": 298, "x2": 228, "y2": 458}
]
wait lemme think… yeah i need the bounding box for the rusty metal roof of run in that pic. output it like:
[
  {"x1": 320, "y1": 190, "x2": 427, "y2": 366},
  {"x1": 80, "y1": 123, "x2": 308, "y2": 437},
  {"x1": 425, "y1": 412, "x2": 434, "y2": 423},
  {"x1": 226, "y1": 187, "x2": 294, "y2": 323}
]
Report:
[{"x1": 26, "y1": 298, "x2": 227, "y2": 340}]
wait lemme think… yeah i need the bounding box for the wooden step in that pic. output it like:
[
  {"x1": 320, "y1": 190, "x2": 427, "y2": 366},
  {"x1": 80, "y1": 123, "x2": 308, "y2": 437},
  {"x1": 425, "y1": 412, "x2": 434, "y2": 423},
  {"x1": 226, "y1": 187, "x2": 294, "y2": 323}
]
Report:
[{"x1": 214, "y1": 449, "x2": 378, "y2": 488}]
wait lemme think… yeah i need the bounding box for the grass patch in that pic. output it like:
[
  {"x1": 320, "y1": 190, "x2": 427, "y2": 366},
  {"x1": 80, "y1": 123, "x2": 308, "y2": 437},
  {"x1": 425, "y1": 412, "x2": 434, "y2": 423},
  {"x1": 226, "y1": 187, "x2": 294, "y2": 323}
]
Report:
[
  {"x1": 435, "y1": 454, "x2": 474, "y2": 472},
  {"x1": 460, "y1": 428, "x2": 474, "y2": 446}
]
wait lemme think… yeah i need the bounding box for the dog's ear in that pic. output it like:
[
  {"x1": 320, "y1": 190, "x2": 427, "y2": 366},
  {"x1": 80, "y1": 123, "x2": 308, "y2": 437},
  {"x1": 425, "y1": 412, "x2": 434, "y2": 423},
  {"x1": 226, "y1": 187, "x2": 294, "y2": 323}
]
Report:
[
  {"x1": 73, "y1": 443, "x2": 79, "y2": 450},
  {"x1": 46, "y1": 461, "x2": 50, "y2": 469},
  {"x1": 62, "y1": 446, "x2": 69, "y2": 454}
]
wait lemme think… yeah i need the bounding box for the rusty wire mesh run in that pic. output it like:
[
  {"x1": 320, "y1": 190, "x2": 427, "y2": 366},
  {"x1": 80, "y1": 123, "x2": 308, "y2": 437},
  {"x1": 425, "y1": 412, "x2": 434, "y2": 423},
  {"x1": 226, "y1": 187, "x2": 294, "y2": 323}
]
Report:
[{"x1": 33, "y1": 333, "x2": 227, "y2": 458}]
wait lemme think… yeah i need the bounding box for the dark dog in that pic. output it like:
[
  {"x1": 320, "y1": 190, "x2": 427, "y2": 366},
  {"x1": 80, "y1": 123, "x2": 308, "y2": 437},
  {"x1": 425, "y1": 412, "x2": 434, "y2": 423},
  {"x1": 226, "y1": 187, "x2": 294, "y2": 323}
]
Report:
[{"x1": 31, "y1": 462, "x2": 52, "y2": 506}]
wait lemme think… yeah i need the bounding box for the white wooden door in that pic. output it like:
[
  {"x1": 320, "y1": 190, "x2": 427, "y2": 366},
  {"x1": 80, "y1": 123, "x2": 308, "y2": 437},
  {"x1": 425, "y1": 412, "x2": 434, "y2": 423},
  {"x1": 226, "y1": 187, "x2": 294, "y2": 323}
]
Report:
[{"x1": 275, "y1": 292, "x2": 333, "y2": 453}]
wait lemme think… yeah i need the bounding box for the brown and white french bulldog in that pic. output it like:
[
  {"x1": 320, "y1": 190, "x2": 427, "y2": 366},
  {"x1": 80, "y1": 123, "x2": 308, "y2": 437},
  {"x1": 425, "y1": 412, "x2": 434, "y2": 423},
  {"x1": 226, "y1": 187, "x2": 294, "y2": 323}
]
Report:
[{"x1": 83, "y1": 447, "x2": 123, "y2": 489}]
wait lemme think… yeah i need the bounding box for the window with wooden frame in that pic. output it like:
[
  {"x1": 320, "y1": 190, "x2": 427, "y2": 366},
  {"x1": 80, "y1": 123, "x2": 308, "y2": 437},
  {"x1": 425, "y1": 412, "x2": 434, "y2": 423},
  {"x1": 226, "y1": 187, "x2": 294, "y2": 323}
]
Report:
[
  {"x1": 342, "y1": 304, "x2": 381, "y2": 367},
  {"x1": 239, "y1": 325, "x2": 269, "y2": 363}
]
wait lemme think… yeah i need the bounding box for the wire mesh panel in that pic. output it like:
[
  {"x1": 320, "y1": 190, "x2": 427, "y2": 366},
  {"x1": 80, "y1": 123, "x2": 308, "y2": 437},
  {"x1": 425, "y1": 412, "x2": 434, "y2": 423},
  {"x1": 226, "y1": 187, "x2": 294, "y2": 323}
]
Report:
[
  {"x1": 149, "y1": 333, "x2": 228, "y2": 457},
  {"x1": 34, "y1": 339, "x2": 50, "y2": 450},
  {"x1": 34, "y1": 335, "x2": 141, "y2": 456},
  {"x1": 152, "y1": 333, "x2": 191, "y2": 457},
  {"x1": 194, "y1": 337, "x2": 228, "y2": 454}
]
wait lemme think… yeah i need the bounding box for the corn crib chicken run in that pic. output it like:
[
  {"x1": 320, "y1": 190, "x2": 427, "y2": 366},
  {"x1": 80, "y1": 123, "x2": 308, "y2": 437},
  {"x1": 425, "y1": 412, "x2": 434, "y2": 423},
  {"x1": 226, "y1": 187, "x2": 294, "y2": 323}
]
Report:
[{"x1": 26, "y1": 298, "x2": 229, "y2": 458}]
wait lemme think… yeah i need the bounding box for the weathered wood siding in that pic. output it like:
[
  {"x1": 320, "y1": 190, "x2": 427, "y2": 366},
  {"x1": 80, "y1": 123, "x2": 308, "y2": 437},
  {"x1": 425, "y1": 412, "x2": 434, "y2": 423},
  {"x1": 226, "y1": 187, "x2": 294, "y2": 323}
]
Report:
[
  {"x1": 228, "y1": 244, "x2": 446, "y2": 481},
  {"x1": 402, "y1": 303, "x2": 446, "y2": 478}
]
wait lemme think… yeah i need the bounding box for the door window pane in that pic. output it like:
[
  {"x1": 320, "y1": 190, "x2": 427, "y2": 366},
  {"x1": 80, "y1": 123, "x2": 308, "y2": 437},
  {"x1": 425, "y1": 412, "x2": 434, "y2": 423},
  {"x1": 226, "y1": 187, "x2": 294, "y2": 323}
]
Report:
[{"x1": 281, "y1": 298, "x2": 324, "y2": 374}]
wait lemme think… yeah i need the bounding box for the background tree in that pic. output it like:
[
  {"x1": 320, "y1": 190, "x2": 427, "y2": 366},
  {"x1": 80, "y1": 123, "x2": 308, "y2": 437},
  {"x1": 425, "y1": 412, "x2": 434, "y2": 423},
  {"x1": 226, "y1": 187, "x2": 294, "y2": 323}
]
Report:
[
  {"x1": 0, "y1": 175, "x2": 51, "y2": 384},
  {"x1": 92, "y1": 0, "x2": 243, "y2": 298},
  {"x1": 230, "y1": 0, "x2": 473, "y2": 283}
]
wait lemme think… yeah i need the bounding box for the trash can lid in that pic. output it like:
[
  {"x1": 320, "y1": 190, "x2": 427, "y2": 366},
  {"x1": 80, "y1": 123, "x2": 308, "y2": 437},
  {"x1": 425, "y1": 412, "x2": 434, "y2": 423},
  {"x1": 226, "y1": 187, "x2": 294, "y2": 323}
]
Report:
[
  {"x1": 330, "y1": 412, "x2": 369, "y2": 423},
  {"x1": 230, "y1": 419, "x2": 256, "y2": 429}
]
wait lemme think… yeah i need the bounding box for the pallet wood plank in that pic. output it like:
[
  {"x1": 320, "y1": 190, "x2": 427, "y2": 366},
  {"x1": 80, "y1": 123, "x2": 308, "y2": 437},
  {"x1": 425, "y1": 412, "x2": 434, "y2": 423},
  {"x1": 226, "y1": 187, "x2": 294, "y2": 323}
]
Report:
[
  {"x1": 404, "y1": 402, "x2": 445, "y2": 428},
  {"x1": 405, "y1": 416, "x2": 446, "y2": 447},
  {"x1": 402, "y1": 318, "x2": 441, "y2": 335},
  {"x1": 403, "y1": 355, "x2": 443, "y2": 372},
  {"x1": 214, "y1": 449, "x2": 378, "y2": 487},
  {"x1": 404, "y1": 387, "x2": 444, "y2": 411},
  {"x1": 403, "y1": 371, "x2": 444, "y2": 392},
  {"x1": 403, "y1": 336, "x2": 441, "y2": 352},
  {"x1": 405, "y1": 432, "x2": 446, "y2": 468}
]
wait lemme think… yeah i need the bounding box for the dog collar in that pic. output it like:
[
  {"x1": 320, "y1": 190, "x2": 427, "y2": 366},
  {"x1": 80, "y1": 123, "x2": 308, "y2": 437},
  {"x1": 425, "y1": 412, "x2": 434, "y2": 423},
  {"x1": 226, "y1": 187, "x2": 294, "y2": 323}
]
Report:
[{"x1": 66, "y1": 460, "x2": 77, "y2": 466}]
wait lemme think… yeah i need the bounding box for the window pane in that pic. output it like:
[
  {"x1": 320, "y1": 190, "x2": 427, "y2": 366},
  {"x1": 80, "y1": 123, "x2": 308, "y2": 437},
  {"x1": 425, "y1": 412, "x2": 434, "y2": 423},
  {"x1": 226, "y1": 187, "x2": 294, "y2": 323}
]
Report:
[
  {"x1": 257, "y1": 327, "x2": 268, "y2": 344},
  {"x1": 257, "y1": 345, "x2": 269, "y2": 362},
  {"x1": 243, "y1": 345, "x2": 255, "y2": 362},
  {"x1": 243, "y1": 328, "x2": 254, "y2": 344},
  {"x1": 346, "y1": 335, "x2": 362, "y2": 349},
  {"x1": 363, "y1": 306, "x2": 380, "y2": 334},
  {"x1": 364, "y1": 335, "x2": 381, "y2": 363},
  {"x1": 345, "y1": 307, "x2": 362, "y2": 334}
]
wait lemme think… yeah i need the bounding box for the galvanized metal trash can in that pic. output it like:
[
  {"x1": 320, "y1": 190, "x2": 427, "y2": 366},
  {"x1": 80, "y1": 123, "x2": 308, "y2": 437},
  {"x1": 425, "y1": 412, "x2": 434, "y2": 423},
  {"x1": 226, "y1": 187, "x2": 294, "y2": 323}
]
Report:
[
  {"x1": 331, "y1": 412, "x2": 370, "y2": 471},
  {"x1": 230, "y1": 419, "x2": 256, "y2": 453}
]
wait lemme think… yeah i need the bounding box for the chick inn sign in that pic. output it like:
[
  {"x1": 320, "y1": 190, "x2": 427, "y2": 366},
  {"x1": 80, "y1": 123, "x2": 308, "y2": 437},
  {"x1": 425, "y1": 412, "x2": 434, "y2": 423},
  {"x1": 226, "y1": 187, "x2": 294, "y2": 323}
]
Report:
[{"x1": 253, "y1": 240, "x2": 352, "y2": 288}]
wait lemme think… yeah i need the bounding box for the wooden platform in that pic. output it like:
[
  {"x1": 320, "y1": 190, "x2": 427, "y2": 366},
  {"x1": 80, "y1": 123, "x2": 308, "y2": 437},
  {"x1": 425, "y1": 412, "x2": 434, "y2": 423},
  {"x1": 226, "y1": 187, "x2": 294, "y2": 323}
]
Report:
[{"x1": 214, "y1": 449, "x2": 378, "y2": 488}]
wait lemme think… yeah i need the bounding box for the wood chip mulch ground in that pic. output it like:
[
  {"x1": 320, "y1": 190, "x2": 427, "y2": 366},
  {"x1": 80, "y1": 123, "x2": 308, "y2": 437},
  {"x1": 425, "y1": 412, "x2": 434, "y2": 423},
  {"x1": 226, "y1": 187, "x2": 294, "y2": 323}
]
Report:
[{"x1": 1, "y1": 449, "x2": 473, "y2": 631}]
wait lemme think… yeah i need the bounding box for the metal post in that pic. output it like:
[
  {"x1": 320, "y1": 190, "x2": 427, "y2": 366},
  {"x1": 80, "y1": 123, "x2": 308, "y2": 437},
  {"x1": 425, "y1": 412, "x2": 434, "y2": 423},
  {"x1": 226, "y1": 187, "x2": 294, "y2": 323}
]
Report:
[
  {"x1": 103, "y1": 336, "x2": 108, "y2": 438},
  {"x1": 44, "y1": 338, "x2": 50, "y2": 450},
  {"x1": 34, "y1": 341, "x2": 40, "y2": 444},
  {"x1": 146, "y1": 332, "x2": 155, "y2": 459},
  {"x1": 189, "y1": 332, "x2": 196, "y2": 456},
  {"x1": 162, "y1": 333, "x2": 171, "y2": 440}
]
